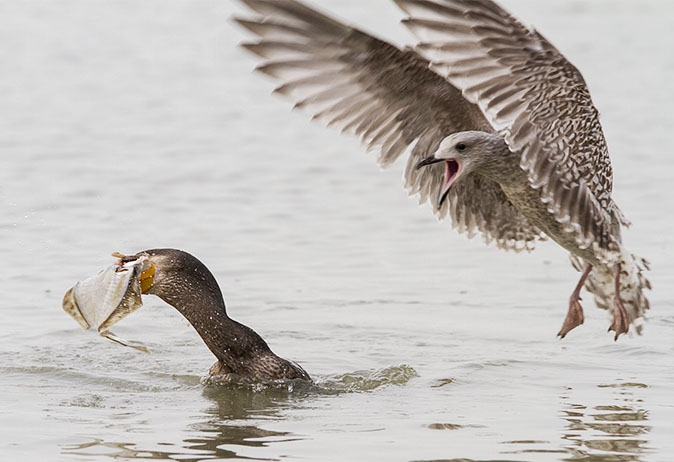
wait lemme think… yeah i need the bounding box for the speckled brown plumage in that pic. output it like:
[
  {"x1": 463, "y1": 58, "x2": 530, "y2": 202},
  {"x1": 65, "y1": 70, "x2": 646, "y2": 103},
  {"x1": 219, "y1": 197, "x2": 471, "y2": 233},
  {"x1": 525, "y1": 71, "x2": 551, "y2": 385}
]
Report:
[
  {"x1": 236, "y1": 0, "x2": 547, "y2": 251},
  {"x1": 142, "y1": 249, "x2": 310, "y2": 382},
  {"x1": 396, "y1": 0, "x2": 623, "y2": 259},
  {"x1": 235, "y1": 0, "x2": 651, "y2": 338}
]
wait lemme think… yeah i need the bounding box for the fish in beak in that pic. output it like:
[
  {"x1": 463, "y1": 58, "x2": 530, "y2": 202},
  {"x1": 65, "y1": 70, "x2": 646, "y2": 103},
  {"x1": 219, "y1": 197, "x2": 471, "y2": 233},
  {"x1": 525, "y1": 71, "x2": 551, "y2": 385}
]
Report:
[{"x1": 62, "y1": 252, "x2": 155, "y2": 353}]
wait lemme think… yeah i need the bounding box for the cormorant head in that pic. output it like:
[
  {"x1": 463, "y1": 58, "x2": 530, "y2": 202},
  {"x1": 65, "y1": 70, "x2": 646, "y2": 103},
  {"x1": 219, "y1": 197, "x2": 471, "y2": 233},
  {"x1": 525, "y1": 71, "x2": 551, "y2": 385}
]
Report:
[{"x1": 117, "y1": 249, "x2": 220, "y2": 300}]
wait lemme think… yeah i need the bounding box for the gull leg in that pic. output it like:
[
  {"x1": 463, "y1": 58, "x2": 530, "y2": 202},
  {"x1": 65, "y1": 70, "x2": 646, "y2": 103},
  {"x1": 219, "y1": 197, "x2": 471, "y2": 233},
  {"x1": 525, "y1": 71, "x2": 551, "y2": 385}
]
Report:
[
  {"x1": 558, "y1": 262, "x2": 592, "y2": 338},
  {"x1": 609, "y1": 263, "x2": 630, "y2": 340}
]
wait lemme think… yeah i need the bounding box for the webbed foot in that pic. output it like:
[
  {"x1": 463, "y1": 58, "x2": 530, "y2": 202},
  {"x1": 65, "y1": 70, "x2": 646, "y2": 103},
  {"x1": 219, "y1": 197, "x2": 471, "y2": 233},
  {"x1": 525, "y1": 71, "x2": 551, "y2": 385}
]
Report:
[
  {"x1": 558, "y1": 262, "x2": 592, "y2": 338},
  {"x1": 558, "y1": 296, "x2": 584, "y2": 338},
  {"x1": 609, "y1": 295, "x2": 630, "y2": 340}
]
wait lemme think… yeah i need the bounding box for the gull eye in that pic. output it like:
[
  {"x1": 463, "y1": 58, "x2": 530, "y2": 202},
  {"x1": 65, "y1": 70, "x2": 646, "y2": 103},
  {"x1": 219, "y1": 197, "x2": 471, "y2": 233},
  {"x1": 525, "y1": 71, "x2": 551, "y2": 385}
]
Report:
[{"x1": 456, "y1": 143, "x2": 466, "y2": 151}]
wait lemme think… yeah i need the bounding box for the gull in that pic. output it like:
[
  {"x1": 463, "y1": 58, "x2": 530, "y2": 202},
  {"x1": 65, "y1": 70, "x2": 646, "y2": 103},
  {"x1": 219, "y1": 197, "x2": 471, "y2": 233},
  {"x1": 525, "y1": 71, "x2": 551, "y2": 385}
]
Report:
[{"x1": 234, "y1": 0, "x2": 651, "y2": 339}]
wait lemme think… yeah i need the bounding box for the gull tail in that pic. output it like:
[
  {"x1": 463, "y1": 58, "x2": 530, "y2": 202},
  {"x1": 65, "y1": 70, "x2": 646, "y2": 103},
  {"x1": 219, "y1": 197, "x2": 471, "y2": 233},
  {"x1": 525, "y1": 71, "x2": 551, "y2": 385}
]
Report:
[{"x1": 571, "y1": 249, "x2": 651, "y2": 337}]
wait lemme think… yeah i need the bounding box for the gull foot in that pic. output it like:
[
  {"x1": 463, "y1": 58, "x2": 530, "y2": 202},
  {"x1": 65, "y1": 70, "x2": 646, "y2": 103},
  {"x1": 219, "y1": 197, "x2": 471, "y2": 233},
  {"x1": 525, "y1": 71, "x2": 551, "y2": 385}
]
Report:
[
  {"x1": 608, "y1": 295, "x2": 630, "y2": 340},
  {"x1": 609, "y1": 262, "x2": 630, "y2": 340},
  {"x1": 558, "y1": 296, "x2": 584, "y2": 338},
  {"x1": 558, "y1": 262, "x2": 592, "y2": 339}
]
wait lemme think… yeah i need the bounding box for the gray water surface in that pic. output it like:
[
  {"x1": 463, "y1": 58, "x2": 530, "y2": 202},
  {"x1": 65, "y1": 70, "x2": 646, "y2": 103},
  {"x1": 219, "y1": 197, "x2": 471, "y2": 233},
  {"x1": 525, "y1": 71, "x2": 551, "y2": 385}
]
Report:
[{"x1": 1, "y1": 1, "x2": 673, "y2": 461}]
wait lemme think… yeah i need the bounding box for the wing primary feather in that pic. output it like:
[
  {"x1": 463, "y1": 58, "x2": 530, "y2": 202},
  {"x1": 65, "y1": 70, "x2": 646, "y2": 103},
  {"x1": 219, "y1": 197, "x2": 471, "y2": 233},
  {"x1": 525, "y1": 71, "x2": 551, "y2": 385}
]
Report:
[{"x1": 238, "y1": 0, "x2": 547, "y2": 252}]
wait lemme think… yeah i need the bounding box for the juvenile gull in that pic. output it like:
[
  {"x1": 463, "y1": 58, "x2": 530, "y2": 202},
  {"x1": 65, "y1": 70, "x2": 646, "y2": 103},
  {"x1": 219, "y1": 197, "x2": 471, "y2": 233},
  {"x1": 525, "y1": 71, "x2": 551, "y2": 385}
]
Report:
[{"x1": 235, "y1": 0, "x2": 651, "y2": 339}]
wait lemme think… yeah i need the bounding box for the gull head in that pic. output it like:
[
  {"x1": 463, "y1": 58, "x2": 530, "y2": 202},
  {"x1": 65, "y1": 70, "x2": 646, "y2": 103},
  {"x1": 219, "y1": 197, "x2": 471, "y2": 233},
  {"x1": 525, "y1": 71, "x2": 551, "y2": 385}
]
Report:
[{"x1": 416, "y1": 131, "x2": 506, "y2": 207}]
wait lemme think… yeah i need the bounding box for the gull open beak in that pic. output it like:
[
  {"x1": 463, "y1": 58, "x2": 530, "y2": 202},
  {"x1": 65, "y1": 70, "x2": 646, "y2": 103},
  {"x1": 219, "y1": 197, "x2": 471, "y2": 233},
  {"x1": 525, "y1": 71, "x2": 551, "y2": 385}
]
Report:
[
  {"x1": 416, "y1": 156, "x2": 462, "y2": 207},
  {"x1": 416, "y1": 156, "x2": 443, "y2": 170}
]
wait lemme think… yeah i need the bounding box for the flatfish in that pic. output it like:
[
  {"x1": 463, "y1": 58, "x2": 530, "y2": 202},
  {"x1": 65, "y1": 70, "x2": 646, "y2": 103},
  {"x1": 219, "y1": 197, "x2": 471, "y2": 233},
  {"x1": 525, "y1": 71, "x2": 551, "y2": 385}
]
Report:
[{"x1": 62, "y1": 253, "x2": 154, "y2": 353}]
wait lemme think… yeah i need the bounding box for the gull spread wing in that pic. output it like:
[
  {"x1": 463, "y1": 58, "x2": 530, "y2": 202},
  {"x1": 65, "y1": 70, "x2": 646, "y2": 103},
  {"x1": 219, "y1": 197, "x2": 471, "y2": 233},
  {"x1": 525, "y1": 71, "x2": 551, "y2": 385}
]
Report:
[
  {"x1": 236, "y1": 0, "x2": 546, "y2": 250},
  {"x1": 396, "y1": 0, "x2": 619, "y2": 259}
]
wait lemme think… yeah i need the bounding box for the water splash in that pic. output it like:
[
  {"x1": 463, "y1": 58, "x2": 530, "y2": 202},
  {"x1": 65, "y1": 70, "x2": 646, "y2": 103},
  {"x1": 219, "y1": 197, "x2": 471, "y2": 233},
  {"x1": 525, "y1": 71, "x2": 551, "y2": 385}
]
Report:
[
  {"x1": 320, "y1": 364, "x2": 419, "y2": 392},
  {"x1": 200, "y1": 364, "x2": 419, "y2": 395}
]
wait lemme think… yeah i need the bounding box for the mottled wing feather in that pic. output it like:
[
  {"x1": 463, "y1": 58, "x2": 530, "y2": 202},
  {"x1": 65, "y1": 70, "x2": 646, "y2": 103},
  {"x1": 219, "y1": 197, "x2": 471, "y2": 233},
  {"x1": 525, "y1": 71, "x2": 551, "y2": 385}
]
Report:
[
  {"x1": 236, "y1": 0, "x2": 546, "y2": 250},
  {"x1": 396, "y1": 0, "x2": 619, "y2": 259}
]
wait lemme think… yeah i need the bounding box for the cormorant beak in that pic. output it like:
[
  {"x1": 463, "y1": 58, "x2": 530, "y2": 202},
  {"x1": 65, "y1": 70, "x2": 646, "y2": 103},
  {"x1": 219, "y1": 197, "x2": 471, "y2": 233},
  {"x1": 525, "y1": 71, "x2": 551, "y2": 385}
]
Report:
[
  {"x1": 112, "y1": 251, "x2": 155, "y2": 294},
  {"x1": 139, "y1": 261, "x2": 155, "y2": 294}
]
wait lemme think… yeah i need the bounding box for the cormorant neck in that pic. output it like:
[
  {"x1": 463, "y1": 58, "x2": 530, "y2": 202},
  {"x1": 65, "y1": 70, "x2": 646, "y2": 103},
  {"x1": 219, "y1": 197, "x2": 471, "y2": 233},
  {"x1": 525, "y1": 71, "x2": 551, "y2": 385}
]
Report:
[
  {"x1": 143, "y1": 249, "x2": 309, "y2": 381},
  {"x1": 147, "y1": 262, "x2": 273, "y2": 374}
]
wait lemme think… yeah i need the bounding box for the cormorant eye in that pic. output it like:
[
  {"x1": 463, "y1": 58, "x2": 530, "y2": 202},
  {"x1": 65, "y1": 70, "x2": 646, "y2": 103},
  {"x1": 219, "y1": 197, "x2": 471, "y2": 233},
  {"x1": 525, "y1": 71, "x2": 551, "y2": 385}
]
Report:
[{"x1": 456, "y1": 142, "x2": 466, "y2": 151}]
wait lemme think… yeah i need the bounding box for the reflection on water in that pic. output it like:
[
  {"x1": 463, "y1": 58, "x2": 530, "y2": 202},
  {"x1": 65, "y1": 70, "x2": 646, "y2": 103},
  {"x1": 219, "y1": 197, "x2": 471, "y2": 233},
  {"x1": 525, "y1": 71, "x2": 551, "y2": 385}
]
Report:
[
  {"x1": 64, "y1": 437, "x2": 258, "y2": 461},
  {"x1": 495, "y1": 380, "x2": 653, "y2": 461},
  {"x1": 61, "y1": 365, "x2": 418, "y2": 461},
  {"x1": 64, "y1": 427, "x2": 291, "y2": 461},
  {"x1": 415, "y1": 458, "x2": 534, "y2": 462},
  {"x1": 63, "y1": 387, "x2": 297, "y2": 461},
  {"x1": 559, "y1": 382, "x2": 651, "y2": 462}
]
